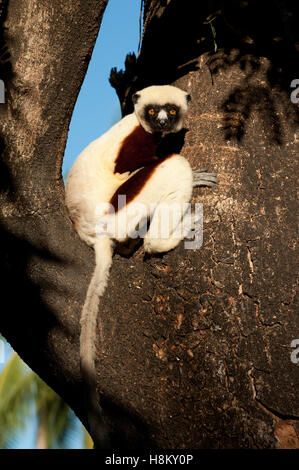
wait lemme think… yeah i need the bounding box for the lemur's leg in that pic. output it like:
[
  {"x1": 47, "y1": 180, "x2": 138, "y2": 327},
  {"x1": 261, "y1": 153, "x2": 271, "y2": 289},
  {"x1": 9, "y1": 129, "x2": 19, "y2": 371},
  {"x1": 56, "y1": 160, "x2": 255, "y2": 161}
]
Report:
[
  {"x1": 144, "y1": 165, "x2": 218, "y2": 252},
  {"x1": 107, "y1": 154, "x2": 192, "y2": 253},
  {"x1": 102, "y1": 159, "x2": 217, "y2": 253},
  {"x1": 144, "y1": 201, "x2": 190, "y2": 253},
  {"x1": 144, "y1": 158, "x2": 193, "y2": 253},
  {"x1": 136, "y1": 155, "x2": 193, "y2": 253},
  {"x1": 193, "y1": 168, "x2": 218, "y2": 187}
]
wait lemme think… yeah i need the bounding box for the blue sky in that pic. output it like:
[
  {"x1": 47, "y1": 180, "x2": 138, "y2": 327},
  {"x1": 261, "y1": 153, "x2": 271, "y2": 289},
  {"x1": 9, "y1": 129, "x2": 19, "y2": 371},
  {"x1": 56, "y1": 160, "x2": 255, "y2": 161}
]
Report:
[
  {"x1": 63, "y1": 0, "x2": 141, "y2": 177},
  {"x1": 61, "y1": 0, "x2": 141, "y2": 448},
  {"x1": 1, "y1": 0, "x2": 141, "y2": 449}
]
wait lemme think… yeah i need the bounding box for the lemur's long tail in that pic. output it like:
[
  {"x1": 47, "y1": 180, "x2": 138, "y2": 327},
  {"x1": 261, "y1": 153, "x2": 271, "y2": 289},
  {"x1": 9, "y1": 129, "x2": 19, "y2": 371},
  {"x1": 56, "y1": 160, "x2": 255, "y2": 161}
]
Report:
[{"x1": 80, "y1": 236, "x2": 113, "y2": 448}]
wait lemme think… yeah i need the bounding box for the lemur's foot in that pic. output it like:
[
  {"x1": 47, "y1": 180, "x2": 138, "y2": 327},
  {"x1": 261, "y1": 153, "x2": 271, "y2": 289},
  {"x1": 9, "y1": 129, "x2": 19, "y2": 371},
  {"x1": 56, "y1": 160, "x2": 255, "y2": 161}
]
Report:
[{"x1": 192, "y1": 168, "x2": 218, "y2": 187}]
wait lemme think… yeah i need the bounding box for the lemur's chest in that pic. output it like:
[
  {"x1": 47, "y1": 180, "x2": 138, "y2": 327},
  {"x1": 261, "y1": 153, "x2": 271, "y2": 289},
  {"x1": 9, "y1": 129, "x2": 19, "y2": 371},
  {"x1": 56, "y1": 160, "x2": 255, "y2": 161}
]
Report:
[
  {"x1": 110, "y1": 126, "x2": 176, "y2": 212},
  {"x1": 114, "y1": 125, "x2": 158, "y2": 174}
]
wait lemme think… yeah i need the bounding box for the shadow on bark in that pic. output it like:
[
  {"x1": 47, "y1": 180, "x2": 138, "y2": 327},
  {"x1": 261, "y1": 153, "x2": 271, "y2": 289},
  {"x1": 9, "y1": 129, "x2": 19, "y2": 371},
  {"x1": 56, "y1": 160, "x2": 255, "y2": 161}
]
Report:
[{"x1": 110, "y1": 0, "x2": 299, "y2": 147}]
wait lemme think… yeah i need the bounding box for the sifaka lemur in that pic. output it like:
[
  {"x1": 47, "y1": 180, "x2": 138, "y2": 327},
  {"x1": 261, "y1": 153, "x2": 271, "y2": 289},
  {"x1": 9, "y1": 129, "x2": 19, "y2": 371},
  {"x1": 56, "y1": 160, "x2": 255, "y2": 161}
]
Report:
[{"x1": 65, "y1": 85, "x2": 217, "y2": 447}]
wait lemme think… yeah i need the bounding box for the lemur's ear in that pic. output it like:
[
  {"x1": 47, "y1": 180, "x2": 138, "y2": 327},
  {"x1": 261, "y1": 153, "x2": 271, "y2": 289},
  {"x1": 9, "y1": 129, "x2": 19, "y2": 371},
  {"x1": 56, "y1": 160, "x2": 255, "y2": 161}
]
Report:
[
  {"x1": 132, "y1": 93, "x2": 140, "y2": 104},
  {"x1": 186, "y1": 93, "x2": 191, "y2": 103}
]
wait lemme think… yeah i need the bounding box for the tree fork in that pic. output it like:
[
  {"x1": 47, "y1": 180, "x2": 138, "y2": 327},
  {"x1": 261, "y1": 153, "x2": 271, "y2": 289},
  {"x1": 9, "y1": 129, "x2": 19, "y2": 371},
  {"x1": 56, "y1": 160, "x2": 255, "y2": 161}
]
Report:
[{"x1": 0, "y1": 0, "x2": 298, "y2": 448}]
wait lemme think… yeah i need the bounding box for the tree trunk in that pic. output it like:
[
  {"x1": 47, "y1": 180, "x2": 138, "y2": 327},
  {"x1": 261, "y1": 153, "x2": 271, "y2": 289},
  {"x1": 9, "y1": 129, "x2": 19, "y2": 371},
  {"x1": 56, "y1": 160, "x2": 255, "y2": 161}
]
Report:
[
  {"x1": 0, "y1": 0, "x2": 298, "y2": 448},
  {"x1": 0, "y1": 0, "x2": 108, "y2": 430}
]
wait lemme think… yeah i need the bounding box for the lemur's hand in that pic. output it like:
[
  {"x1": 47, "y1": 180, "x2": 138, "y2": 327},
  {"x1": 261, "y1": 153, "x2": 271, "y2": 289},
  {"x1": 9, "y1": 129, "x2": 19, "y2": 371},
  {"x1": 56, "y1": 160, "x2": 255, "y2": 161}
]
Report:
[{"x1": 192, "y1": 168, "x2": 218, "y2": 187}]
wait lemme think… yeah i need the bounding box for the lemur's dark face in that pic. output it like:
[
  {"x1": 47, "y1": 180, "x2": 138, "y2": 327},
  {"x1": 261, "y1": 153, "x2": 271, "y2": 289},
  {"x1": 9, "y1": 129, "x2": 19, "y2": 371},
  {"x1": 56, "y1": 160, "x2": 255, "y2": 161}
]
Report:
[
  {"x1": 133, "y1": 86, "x2": 191, "y2": 135},
  {"x1": 142, "y1": 104, "x2": 181, "y2": 133}
]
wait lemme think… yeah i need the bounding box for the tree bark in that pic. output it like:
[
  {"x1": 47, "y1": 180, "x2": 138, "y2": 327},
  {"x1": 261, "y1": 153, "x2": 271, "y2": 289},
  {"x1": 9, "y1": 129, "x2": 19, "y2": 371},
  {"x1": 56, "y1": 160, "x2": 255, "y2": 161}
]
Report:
[
  {"x1": 0, "y1": 0, "x2": 298, "y2": 449},
  {"x1": 108, "y1": 0, "x2": 299, "y2": 448},
  {"x1": 0, "y1": 0, "x2": 108, "y2": 430}
]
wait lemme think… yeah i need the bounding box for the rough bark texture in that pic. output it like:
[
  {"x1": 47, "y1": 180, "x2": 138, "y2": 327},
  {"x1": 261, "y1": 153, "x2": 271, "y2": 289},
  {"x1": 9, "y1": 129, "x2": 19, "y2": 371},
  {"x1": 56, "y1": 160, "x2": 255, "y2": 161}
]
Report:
[
  {"x1": 0, "y1": 0, "x2": 298, "y2": 449},
  {"x1": 107, "y1": 0, "x2": 299, "y2": 448},
  {"x1": 0, "y1": 0, "x2": 108, "y2": 428}
]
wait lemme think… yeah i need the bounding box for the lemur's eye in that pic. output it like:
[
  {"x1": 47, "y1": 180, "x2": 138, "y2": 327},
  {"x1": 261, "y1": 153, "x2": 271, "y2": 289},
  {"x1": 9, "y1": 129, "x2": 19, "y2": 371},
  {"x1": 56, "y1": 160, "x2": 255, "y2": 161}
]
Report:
[
  {"x1": 148, "y1": 109, "x2": 155, "y2": 115},
  {"x1": 169, "y1": 109, "x2": 177, "y2": 115}
]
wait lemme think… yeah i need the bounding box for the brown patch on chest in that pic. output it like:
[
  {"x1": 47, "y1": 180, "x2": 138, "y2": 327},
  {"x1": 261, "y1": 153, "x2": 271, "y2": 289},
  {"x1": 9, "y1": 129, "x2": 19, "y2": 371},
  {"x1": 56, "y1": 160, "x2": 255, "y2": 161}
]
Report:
[
  {"x1": 114, "y1": 125, "x2": 158, "y2": 174},
  {"x1": 110, "y1": 155, "x2": 173, "y2": 212}
]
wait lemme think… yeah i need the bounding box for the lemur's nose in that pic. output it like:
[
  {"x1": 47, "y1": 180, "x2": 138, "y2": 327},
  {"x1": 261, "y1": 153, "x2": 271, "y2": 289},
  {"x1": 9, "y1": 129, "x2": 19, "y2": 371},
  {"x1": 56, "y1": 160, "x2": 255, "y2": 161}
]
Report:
[{"x1": 157, "y1": 109, "x2": 168, "y2": 121}]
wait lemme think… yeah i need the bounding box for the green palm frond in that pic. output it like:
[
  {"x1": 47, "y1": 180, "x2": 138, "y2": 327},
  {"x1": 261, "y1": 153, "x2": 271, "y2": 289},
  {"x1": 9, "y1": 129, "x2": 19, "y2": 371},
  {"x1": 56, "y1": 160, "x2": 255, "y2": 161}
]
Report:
[
  {"x1": 35, "y1": 376, "x2": 76, "y2": 448},
  {"x1": 0, "y1": 353, "x2": 34, "y2": 448},
  {"x1": 0, "y1": 347, "x2": 89, "y2": 449}
]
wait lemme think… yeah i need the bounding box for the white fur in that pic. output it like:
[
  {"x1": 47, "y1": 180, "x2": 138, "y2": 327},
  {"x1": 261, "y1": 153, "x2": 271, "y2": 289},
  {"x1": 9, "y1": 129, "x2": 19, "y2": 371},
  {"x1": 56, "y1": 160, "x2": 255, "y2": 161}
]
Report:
[
  {"x1": 157, "y1": 109, "x2": 168, "y2": 121},
  {"x1": 65, "y1": 113, "x2": 139, "y2": 245},
  {"x1": 134, "y1": 85, "x2": 189, "y2": 110}
]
